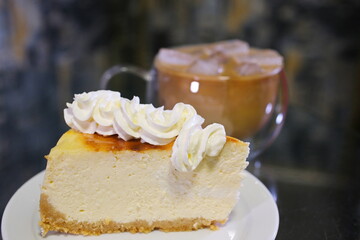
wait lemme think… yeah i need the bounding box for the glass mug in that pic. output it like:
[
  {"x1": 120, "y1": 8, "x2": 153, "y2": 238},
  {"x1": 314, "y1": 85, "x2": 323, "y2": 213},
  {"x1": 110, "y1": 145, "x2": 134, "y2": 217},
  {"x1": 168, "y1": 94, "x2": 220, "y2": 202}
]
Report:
[{"x1": 100, "y1": 42, "x2": 288, "y2": 159}]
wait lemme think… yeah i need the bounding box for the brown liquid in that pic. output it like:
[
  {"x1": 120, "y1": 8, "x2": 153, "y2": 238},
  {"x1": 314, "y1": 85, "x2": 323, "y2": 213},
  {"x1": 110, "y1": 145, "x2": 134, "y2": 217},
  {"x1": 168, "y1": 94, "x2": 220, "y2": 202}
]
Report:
[{"x1": 155, "y1": 44, "x2": 281, "y2": 139}]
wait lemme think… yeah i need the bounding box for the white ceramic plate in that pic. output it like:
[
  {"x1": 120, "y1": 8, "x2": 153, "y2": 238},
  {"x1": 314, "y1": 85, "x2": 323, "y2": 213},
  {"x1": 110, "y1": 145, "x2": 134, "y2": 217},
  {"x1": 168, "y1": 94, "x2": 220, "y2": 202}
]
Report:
[{"x1": 2, "y1": 170, "x2": 278, "y2": 240}]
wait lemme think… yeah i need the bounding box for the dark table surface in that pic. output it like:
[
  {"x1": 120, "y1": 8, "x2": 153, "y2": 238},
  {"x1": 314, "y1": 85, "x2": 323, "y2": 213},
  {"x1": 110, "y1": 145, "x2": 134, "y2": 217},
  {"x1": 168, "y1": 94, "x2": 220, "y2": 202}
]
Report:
[{"x1": 0, "y1": 104, "x2": 359, "y2": 240}]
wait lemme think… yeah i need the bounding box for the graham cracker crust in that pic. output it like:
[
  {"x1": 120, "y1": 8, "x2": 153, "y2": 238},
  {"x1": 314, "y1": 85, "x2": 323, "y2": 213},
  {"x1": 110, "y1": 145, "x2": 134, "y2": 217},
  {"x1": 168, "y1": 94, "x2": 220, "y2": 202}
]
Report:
[{"x1": 39, "y1": 194, "x2": 227, "y2": 236}]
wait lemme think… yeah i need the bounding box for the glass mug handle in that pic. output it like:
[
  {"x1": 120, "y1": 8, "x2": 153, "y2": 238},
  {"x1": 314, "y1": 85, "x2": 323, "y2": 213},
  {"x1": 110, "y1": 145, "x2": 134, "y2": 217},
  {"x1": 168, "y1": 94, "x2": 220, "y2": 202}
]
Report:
[
  {"x1": 249, "y1": 69, "x2": 289, "y2": 159},
  {"x1": 100, "y1": 64, "x2": 153, "y2": 103}
]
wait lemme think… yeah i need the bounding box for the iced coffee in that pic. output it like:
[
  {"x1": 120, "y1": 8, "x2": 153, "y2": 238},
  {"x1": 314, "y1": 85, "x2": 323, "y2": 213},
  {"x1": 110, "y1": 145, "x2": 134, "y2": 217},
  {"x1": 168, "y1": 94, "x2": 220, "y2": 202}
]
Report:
[{"x1": 154, "y1": 40, "x2": 283, "y2": 139}]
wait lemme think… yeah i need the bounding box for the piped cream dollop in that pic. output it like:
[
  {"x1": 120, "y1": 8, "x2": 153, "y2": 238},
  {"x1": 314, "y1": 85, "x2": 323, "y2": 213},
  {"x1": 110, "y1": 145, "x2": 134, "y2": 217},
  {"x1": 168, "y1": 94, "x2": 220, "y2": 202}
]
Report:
[
  {"x1": 171, "y1": 115, "x2": 226, "y2": 172},
  {"x1": 64, "y1": 90, "x2": 226, "y2": 172},
  {"x1": 64, "y1": 90, "x2": 121, "y2": 135}
]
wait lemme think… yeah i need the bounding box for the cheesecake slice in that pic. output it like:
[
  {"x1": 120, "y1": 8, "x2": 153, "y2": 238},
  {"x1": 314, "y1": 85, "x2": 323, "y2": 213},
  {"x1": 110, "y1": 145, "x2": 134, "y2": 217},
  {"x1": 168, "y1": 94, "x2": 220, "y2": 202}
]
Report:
[
  {"x1": 39, "y1": 90, "x2": 249, "y2": 236},
  {"x1": 39, "y1": 129, "x2": 249, "y2": 235}
]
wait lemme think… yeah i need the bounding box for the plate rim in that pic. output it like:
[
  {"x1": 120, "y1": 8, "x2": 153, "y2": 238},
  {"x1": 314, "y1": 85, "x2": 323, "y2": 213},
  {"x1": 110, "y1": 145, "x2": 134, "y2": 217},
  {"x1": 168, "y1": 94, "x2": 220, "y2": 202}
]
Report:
[
  {"x1": 242, "y1": 171, "x2": 279, "y2": 240},
  {"x1": 1, "y1": 171, "x2": 45, "y2": 240}
]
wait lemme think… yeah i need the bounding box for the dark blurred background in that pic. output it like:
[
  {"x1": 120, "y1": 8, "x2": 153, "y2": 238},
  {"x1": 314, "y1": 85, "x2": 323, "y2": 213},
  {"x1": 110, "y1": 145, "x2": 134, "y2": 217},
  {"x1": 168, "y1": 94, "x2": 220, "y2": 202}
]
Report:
[{"x1": 0, "y1": 0, "x2": 359, "y2": 239}]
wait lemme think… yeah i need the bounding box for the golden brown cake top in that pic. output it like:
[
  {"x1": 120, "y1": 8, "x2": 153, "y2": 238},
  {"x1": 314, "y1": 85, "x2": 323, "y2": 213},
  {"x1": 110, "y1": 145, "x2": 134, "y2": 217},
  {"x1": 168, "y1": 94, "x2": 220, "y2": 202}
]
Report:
[
  {"x1": 55, "y1": 129, "x2": 173, "y2": 152},
  {"x1": 51, "y1": 129, "x2": 241, "y2": 154}
]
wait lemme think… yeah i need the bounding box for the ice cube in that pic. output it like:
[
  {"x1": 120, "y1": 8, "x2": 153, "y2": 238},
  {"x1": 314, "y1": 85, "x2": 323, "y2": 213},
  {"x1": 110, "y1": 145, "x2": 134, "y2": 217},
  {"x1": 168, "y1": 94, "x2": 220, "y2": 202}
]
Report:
[
  {"x1": 208, "y1": 51, "x2": 228, "y2": 64},
  {"x1": 184, "y1": 46, "x2": 219, "y2": 60},
  {"x1": 157, "y1": 48, "x2": 196, "y2": 66},
  {"x1": 212, "y1": 40, "x2": 249, "y2": 56},
  {"x1": 201, "y1": 47, "x2": 215, "y2": 57},
  {"x1": 235, "y1": 49, "x2": 283, "y2": 66},
  {"x1": 187, "y1": 59, "x2": 221, "y2": 75},
  {"x1": 235, "y1": 63, "x2": 263, "y2": 76}
]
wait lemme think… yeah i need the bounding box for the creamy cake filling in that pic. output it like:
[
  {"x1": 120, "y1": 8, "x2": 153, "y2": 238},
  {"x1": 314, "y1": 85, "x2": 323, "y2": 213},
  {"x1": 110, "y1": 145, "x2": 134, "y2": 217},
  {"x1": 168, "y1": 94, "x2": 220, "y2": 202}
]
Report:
[
  {"x1": 43, "y1": 148, "x2": 243, "y2": 223},
  {"x1": 40, "y1": 129, "x2": 249, "y2": 235}
]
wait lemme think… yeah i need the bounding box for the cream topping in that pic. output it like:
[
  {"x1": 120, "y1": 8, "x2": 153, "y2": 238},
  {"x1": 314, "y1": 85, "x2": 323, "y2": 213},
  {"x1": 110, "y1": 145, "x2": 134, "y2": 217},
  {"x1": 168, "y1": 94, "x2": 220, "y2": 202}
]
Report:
[
  {"x1": 171, "y1": 115, "x2": 226, "y2": 172},
  {"x1": 64, "y1": 90, "x2": 121, "y2": 135},
  {"x1": 64, "y1": 90, "x2": 226, "y2": 172}
]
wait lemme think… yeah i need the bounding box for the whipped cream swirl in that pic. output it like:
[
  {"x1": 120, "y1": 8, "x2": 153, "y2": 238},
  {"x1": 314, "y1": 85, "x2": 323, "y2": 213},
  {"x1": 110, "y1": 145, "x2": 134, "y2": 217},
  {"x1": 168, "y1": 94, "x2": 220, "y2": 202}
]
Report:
[
  {"x1": 64, "y1": 90, "x2": 121, "y2": 136},
  {"x1": 171, "y1": 115, "x2": 226, "y2": 172},
  {"x1": 64, "y1": 90, "x2": 226, "y2": 172}
]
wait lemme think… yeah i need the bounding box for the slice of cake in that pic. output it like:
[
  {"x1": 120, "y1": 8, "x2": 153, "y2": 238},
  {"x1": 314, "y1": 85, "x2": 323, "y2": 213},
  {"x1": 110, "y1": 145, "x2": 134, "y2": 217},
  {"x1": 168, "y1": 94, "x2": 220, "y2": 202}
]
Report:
[{"x1": 39, "y1": 90, "x2": 249, "y2": 236}]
